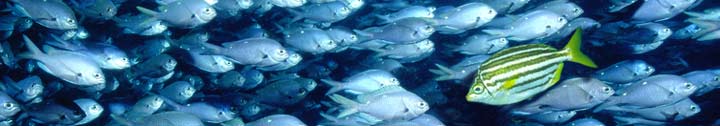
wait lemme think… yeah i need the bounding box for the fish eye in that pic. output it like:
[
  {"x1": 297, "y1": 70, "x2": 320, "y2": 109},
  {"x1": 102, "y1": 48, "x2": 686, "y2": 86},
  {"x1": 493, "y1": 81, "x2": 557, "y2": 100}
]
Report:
[
  {"x1": 558, "y1": 18, "x2": 564, "y2": 22},
  {"x1": 690, "y1": 106, "x2": 697, "y2": 111},
  {"x1": 218, "y1": 111, "x2": 225, "y2": 115},
  {"x1": 67, "y1": 18, "x2": 75, "y2": 24},
  {"x1": 472, "y1": 86, "x2": 483, "y2": 93},
  {"x1": 91, "y1": 105, "x2": 99, "y2": 110},
  {"x1": 684, "y1": 83, "x2": 693, "y2": 89},
  {"x1": 106, "y1": 57, "x2": 112, "y2": 61},
  {"x1": 418, "y1": 102, "x2": 427, "y2": 108},
  {"x1": 633, "y1": 73, "x2": 639, "y2": 76},
  {"x1": 225, "y1": 61, "x2": 232, "y2": 65},
  {"x1": 77, "y1": 73, "x2": 83, "y2": 77},
  {"x1": 204, "y1": 8, "x2": 212, "y2": 13},
  {"x1": 278, "y1": 50, "x2": 286, "y2": 54},
  {"x1": 573, "y1": 8, "x2": 580, "y2": 13},
  {"x1": 350, "y1": 35, "x2": 357, "y2": 40},
  {"x1": 94, "y1": 73, "x2": 101, "y2": 78},
  {"x1": 602, "y1": 87, "x2": 612, "y2": 93},
  {"x1": 713, "y1": 76, "x2": 719, "y2": 81},
  {"x1": 107, "y1": 7, "x2": 113, "y2": 13},
  {"x1": 3, "y1": 103, "x2": 13, "y2": 108},
  {"x1": 546, "y1": 25, "x2": 552, "y2": 29},
  {"x1": 122, "y1": 58, "x2": 128, "y2": 61},
  {"x1": 298, "y1": 89, "x2": 307, "y2": 95}
]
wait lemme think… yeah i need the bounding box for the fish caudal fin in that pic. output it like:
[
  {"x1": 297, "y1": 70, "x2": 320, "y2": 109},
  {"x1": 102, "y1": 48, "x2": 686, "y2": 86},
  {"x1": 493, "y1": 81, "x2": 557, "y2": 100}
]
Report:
[
  {"x1": 328, "y1": 94, "x2": 359, "y2": 118},
  {"x1": 321, "y1": 79, "x2": 345, "y2": 95},
  {"x1": 429, "y1": 64, "x2": 455, "y2": 81},
  {"x1": 17, "y1": 35, "x2": 44, "y2": 60},
  {"x1": 563, "y1": 28, "x2": 597, "y2": 68}
]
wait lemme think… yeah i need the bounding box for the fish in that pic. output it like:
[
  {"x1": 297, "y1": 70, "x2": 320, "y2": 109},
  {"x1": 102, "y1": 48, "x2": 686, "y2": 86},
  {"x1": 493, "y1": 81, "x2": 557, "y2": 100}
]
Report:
[
  {"x1": 429, "y1": 54, "x2": 491, "y2": 81},
  {"x1": 246, "y1": 114, "x2": 307, "y2": 126},
  {"x1": 162, "y1": 99, "x2": 236, "y2": 123},
  {"x1": 466, "y1": 29, "x2": 597, "y2": 105},
  {"x1": 159, "y1": 81, "x2": 196, "y2": 104},
  {"x1": 512, "y1": 77, "x2": 614, "y2": 115},
  {"x1": 329, "y1": 86, "x2": 429, "y2": 120},
  {"x1": 136, "y1": 0, "x2": 217, "y2": 28},
  {"x1": 18, "y1": 35, "x2": 105, "y2": 86},
  {"x1": 270, "y1": 0, "x2": 307, "y2": 8},
  {"x1": 213, "y1": 70, "x2": 246, "y2": 89},
  {"x1": 602, "y1": 98, "x2": 700, "y2": 122},
  {"x1": 594, "y1": 74, "x2": 696, "y2": 112},
  {"x1": 354, "y1": 17, "x2": 436, "y2": 44},
  {"x1": 608, "y1": 0, "x2": 638, "y2": 12},
  {"x1": 524, "y1": 110, "x2": 576, "y2": 124},
  {"x1": 72, "y1": 98, "x2": 104, "y2": 125},
  {"x1": 375, "y1": 6, "x2": 436, "y2": 24},
  {"x1": 433, "y1": 2, "x2": 496, "y2": 34},
  {"x1": 46, "y1": 35, "x2": 131, "y2": 70},
  {"x1": 564, "y1": 118, "x2": 604, "y2": 126},
  {"x1": 68, "y1": 0, "x2": 118, "y2": 20},
  {"x1": 530, "y1": 0, "x2": 583, "y2": 20},
  {"x1": 453, "y1": 34, "x2": 508, "y2": 55},
  {"x1": 631, "y1": 0, "x2": 697, "y2": 23},
  {"x1": 254, "y1": 76, "x2": 317, "y2": 106},
  {"x1": 0, "y1": 92, "x2": 20, "y2": 120},
  {"x1": 482, "y1": 10, "x2": 568, "y2": 41},
  {"x1": 322, "y1": 69, "x2": 400, "y2": 95},
  {"x1": 1, "y1": 76, "x2": 43, "y2": 103},
  {"x1": 283, "y1": 28, "x2": 338, "y2": 54},
  {"x1": 112, "y1": 111, "x2": 204, "y2": 126},
  {"x1": 288, "y1": 1, "x2": 351, "y2": 24},
  {"x1": 592, "y1": 60, "x2": 655, "y2": 84},
  {"x1": 682, "y1": 70, "x2": 720, "y2": 96},
  {"x1": 112, "y1": 14, "x2": 168, "y2": 36},
  {"x1": 9, "y1": 0, "x2": 78, "y2": 30},
  {"x1": 479, "y1": 0, "x2": 530, "y2": 14},
  {"x1": 186, "y1": 48, "x2": 235, "y2": 73},
  {"x1": 371, "y1": 39, "x2": 434, "y2": 63},
  {"x1": 201, "y1": 37, "x2": 289, "y2": 65},
  {"x1": 24, "y1": 101, "x2": 84, "y2": 125}
]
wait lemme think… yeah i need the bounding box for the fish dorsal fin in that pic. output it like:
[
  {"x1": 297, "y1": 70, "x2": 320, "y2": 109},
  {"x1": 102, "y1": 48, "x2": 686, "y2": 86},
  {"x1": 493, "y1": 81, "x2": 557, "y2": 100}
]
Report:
[{"x1": 563, "y1": 28, "x2": 597, "y2": 68}]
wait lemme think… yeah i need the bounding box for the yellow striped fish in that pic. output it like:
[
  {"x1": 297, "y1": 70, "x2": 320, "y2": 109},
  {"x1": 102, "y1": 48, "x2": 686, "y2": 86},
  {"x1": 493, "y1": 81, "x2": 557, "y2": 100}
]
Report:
[{"x1": 466, "y1": 28, "x2": 597, "y2": 105}]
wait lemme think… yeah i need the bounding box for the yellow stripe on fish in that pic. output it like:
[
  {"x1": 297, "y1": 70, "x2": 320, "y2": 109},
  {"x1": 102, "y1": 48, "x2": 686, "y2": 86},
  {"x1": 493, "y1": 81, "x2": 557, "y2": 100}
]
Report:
[{"x1": 466, "y1": 28, "x2": 596, "y2": 105}]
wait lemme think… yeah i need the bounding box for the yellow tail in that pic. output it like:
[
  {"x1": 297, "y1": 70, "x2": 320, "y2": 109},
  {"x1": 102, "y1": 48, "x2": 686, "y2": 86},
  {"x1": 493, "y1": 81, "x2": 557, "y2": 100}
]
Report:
[{"x1": 563, "y1": 28, "x2": 597, "y2": 68}]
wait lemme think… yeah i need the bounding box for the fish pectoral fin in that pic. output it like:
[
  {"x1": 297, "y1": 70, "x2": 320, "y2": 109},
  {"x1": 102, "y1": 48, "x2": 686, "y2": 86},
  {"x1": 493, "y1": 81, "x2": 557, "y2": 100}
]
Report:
[
  {"x1": 549, "y1": 63, "x2": 564, "y2": 86},
  {"x1": 501, "y1": 77, "x2": 517, "y2": 90}
]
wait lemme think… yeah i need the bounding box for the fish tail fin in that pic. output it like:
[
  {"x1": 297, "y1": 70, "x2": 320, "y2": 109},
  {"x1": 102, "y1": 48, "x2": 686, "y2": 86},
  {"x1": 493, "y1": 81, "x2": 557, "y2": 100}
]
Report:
[
  {"x1": 684, "y1": 11, "x2": 705, "y2": 18},
  {"x1": 321, "y1": 79, "x2": 345, "y2": 95},
  {"x1": 17, "y1": 35, "x2": 44, "y2": 60},
  {"x1": 286, "y1": 9, "x2": 304, "y2": 23},
  {"x1": 136, "y1": 6, "x2": 159, "y2": 16},
  {"x1": 374, "y1": 14, "x2": 392, "y2": 24},
  {"x1": 563, "y1": 28, "x2": 597, "y2": 68},
  {"x1": 429, "y1": 64, "x2": 456, "y2": 81},
  {"x1": 329, "y1": 94, "x2": 359, "y2": 118}
]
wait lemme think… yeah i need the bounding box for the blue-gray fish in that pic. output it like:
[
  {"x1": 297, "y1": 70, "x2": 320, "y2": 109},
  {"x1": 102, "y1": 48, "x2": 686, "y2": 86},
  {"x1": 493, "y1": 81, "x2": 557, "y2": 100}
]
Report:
[
  {"x1": 186, "y1": 48, "x2": 235, "y2": 73},
  {"x1": 530, "y1": 0, "x2": 583, "y2": 20},
  {"x1": 255, "y1": 76, "x2": 316, "y2": 106},
  {"x1": 246, "y1": 114, "x2": 307, "y2": 126},
  {"x1": 564, "y1": 118, "x2": 604, "y2": 126},
  {"x1": 453, "y1": 34, "x2": 508, "y2": 55},
  {"x1": 25, "y1": 101, "x2": 84, "y2": 125},
  {"x1": 113, "y1": 111, "x2": 204, "y2": 126},
  {"x1": 525, "y1": 110, "x2": 576, "y2": 124},
  {"x1": 9, "y1": 0, "x2": 78, "y2": 30},
  {"x1": 594, "y1": 74, "x2": 696, "y2": 112},
  {"x1": 478, "y1": 0, "x2": 530, "y2": 14},
  {"x1": 288, "y1": 1, "x2": 351, "y2": 24},
  {"x1": 603, "y1": 98, "x2": 700, "y2": 122},
  {"x1": 136, "y1": 0, "x2": 217, "y2": 28},
  {"x1": 1, "y1": 76, "x2": 43, "y2": 103},
  {"x1": 159, "y1": 81, "x2": 196, "y2": 104},
  {"x1": 374, "y1": 5, "x2": 436, "y2": 24},
  {"x1": 682, "y1": 70, "x2": 720, "y2": 96},
  {"x1": 68, "y1": 0, "x2": 118, "y2": 20},
  {"x1": 429, "y1": 54, "x2": 490, "y2": 81},
  {"x1": 592, "y1": 60, "x2": 655, "y2": 84},
  {"x1": 214, "y1": 70, "x2": 246, "y2": 89},
  {"x1": 322, "y1": 69, "x2": 400, "y2": 95},
  {"x1": 112, "y1": 14, "x2": 168, "y2": 36},
  {"x1": 163, "y1": 99, "x2": 236, "y2": 123},
  {"x1": 46, "y1": 35, "x2": 131, "y2": 70},
  {"x1": 372, "y1": 39, "x2": 434, "y2": 63},
  {"x1": 433, "y1": 2, "x2": 496, "y2": 34},
  {"x1": 271, "y1": 0, "x2": 306, "y2": 7},
  {"x1": 214, "y1": 0, "x2": 253, "y2": 17},
  {"x1": 330, "y1": 86, "x2": 429, "y2": 120},
  {"x1": 466, "y1": 29, "x2": 597, "y2": 105},
  {"x1": 632, "y1": 0, "x2": 696, "y2": 23},
  {"x1": 0, "y1": 92, "x2": 20, "y2": 120},
  {"x1": 355, "y1": 17, "x2": 435, "y2": 44},
  {"x1": 202, "y1": 37, "x2": 289, "y2": 65},
  {"x1": 18, "y1": 35, "x2": 105, "y2": 86},
  {"x1": 124, "y1": 94, "x2": 165, "y2": 120},
  {"x1": 482, "y1": 10, "x2": 568, "y2": 41},
  {"x1": 512, "y1": 77, "x2": 613, "y2": 115},
  {"x1": 72, "y1": 98, "x2": 104, "y2": 125},
  {"x1": 284, "y1": 28, "x2": 337, "y2": 54}
]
